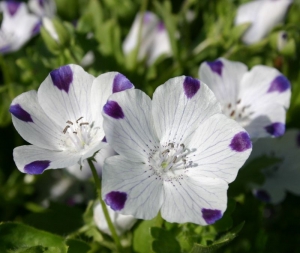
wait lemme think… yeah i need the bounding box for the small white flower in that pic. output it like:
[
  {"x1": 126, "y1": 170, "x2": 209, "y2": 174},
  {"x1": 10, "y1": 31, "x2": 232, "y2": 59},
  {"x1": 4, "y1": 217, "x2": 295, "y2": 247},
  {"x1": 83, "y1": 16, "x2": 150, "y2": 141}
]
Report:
[
  {"x1": 199, "y1": 58, "x2": 291, "y2": 139},
  {"x1": 101, "y1": 76, "x2": 252, "y2": 225},
  {"x1": 10, "y1": 64, "x2": 134, "y2": 174},
  {"x1": 42, "y1": 17, "x2": 59, "y2": 42},
  {"x1": 122, "y1": 11, "x2": 172, "y2": 65},
  {"x1": 28, "y1": 0, "x2": 56, "y2": 18},
  {"x1": 0, "y1": 1, "x2": 40, "y2": 53},
  {"x1": 93, "y1": 202, "x2": 137, "y2": 236},
  {"x1": 235, "y1": 0, "x2": 293, "y2": 45},
  {"x1": 250, "y1": 130, "x2": 300, "y2": 204}
]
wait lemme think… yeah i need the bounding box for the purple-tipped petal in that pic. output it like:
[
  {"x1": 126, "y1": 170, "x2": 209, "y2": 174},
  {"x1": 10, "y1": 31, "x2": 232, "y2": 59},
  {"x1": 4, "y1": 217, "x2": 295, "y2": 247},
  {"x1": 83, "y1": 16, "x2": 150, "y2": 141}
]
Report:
[
  {"x1": 265, "y1": 122, "x2": 285, "y2": 137},
  {"x1": 102, "y1": 136, "x2": 107, "y2": 143},
  {"x1": 38, "y1": 0, "x2": 45, "y2": 7},
  {"x1": 32, "y1": 21, "x2": 42, "y2": 35},
  {"x1": 50, "y1": 65, "x2": 73, "y2": 93},
  {"x1": 9, "y1": 104, "x2": 33, "y2": 123},
  {"x1": 112, "y1": 73, "x2": 134, "y2": 93},
  {"x1": 230, "y1": 131, "x2": 252, "y2": 152},
  {"x1": 6, "y1": 1, "x2": 21, "y2": 16},
  {"x1": 202, "y1": 208, "x2": 222, "y2": 225},
  {"x1": 24, "y1": 160, "x2": 50, "y2": 174},
  {"x1": 103, "y1": 101, "x2": 124, "y2": 119},
  {"x1": 207, "y1": 60, "x2": 224, "y2": 76},
  {"x1": 183, "y1": 76, "x2": 200, "y2": 99},
  {"x1": 105, "y1": 191, "x2": 127, "y2": 211},
  {"x1": 157, "y1": 21, "x2": 165, "y2": 32},
  {"x1": 254, "y1": 189, "x2": 270, "y2": 203},
  {"x1": 0, "y1": 45, "x2": 11, "y2": 54},
  {"x1": 267, "y1": 75, "x2": 291, "y2": 93}
]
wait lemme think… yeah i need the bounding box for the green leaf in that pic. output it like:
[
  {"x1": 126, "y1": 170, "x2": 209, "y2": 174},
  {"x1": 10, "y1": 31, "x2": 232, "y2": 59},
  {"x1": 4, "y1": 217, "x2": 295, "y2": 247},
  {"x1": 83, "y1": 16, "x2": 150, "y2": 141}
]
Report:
[
  {"x1": 190, "y1": 222, "x2": 245, "y2": 253},
  {"x1": 151, "y1": 227, "x2": 181, "y2": 253},
  {"x1": 65, "y1": 239, "x2": 90, "y2": 253},
  {"x1": 0, "y1": 222, "x2": 68, "y2": 253},
  {"x1": 133, "y1": 215, "x2": 163, "y2": 253},
  {"x1": 231, "y1": 22, "x2": 251, "y2": 42}
]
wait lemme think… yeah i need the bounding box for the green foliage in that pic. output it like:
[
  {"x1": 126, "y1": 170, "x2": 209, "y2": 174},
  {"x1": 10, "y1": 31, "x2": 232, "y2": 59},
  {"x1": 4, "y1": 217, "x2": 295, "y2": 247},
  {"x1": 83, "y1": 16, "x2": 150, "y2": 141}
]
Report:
[
  {"x1": 151, "y1": 227, "x2": 181, "y2": 253},
  {"x1": 0, "y1": 222, "x2": 68, "y2": 253}
]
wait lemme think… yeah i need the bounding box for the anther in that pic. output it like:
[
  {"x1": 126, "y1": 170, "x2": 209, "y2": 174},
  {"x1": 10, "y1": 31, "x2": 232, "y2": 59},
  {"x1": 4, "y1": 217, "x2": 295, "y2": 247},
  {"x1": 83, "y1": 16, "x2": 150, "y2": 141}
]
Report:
[
  {"x1": 63, "y1": 125, "x2": 70, "y2": 134},
  {"x1": 66, "y1": 120, "x2": 73, "y2": 125},
  {"x1": 162, "y1": 149, "x2": 170, "y2": 155},
  {"x1": 73, "y1": 131, "x2": 77, "y2": 134},
  {"x1": 80, "y1": 122, "x2": 89, "y2": 126},
  {"x1": 230, "y1": 110, "x2": 235, "y2": 117},
  {"x1": 168, "y1": 143, "x2": 174, "y2": 148},
  {"x1": 76, "y1": 117, "x2": 83, "y2": 123},
  {"x1": 180, "y1": 144, "x2": 185, "y2": 149}
]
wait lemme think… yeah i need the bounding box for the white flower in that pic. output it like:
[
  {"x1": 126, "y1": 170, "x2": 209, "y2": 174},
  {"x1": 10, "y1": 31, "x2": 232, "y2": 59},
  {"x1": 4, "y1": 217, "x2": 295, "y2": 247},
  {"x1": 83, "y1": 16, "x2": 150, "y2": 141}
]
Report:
[
  {"x1": 28, "y1": 0, "x2": 56, "y2": 18},
  {"x1": 93, "y1": 202, "x2": 137, "y2": 236},
  {"x1": 235, "y1": 0, "x2": 293, "y2": 45},
  {"x1": 0, "y1": 1, "x2": 40, "y2": 54},
  {"x1": 66, "y1": 145, "x2": 116, "y2": 180},
  {"x1": 122, "y1": 11, "x2": 172, "y2": 65},
  {"x1": 199, "y1": 58, "x2": 291, "y2": 139},
  {"x1": 10, "y1": 64, "x2": 134, "y2": 174},
  {"x1": 250, "y1": 130, "x2": 300, "y2": 204},
  {"x1": 101, "y1": 76, "x2": 252, "y2": 225}
]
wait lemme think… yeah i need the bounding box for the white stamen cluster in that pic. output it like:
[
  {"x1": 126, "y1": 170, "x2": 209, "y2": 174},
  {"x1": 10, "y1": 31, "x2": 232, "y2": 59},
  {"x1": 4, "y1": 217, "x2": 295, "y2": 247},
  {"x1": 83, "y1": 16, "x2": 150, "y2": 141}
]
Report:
[
  {"x1": 223, "y1": 99, "x2": 254, "y2": 126},
  {"x1": 147, "y1": 142, "x2": 195, "y2": 182},
  {"x1": 62, "y1": 117, "x2": 96, "y2": 151}
]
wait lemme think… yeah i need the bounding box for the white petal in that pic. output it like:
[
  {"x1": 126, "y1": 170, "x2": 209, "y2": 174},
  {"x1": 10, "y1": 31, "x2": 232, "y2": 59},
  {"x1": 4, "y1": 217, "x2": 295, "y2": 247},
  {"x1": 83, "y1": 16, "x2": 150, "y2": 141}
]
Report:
[
  {"x1": 28, "y1": 0, "x2": 56, "y2": 18},
  {"x1": 102, "y1": 89, "x2": 159, "y2": 162},
  {"x1": 235, "y1": 0, "x2": 292, "y2": 44},
  {"x1": 152, "y1": 76, "x2": 222, "y2": 145},
  {"x1": 9, "y1": 90, "x2": 64, "y2": 150},
  {"x1": 93, "y1": 202, "x2": 137, "y2": 236},
  {"x1": 122, "y1": 11, "x2": 159, "y2": 60},
  {"x1": 147, "y1": 21, "x2": 172, "y2": 65},
  {"x1": 102, "y1": 156, "x2": 164, "y2": 220},
  {"x1": 244, "y1": 104, "x2": 286, "y2": 138},
  {"x1": 0, "y1": 1, "x2": 39, "y2": 53},
  {"x1": 90, "y1": 72, "x2": 134, "y2": 131},
  {"x1": 185, "y1": 114, "x2": 252, "y2": 183},
  {"x1": 38, "y1": 64, "x2": 95, "y2": 127},
  {"x1": 66, "y1": 144, "x2": 116, "y2": 180},
  {"x1": 199, "y1": 58, "x2": 248, "y2": 106},
  {"x1": 240, "y1": 65, "x2": 291, "y2": 109},
  {"x1": 161, "y1": 176, "x2": 228, "y2": 225},
  {"x1": 42, "y1": 17, "x2": 59, "y2": 42},
  {"x1": 13, "y1": 145, "x2": 82, "y2": 174}
]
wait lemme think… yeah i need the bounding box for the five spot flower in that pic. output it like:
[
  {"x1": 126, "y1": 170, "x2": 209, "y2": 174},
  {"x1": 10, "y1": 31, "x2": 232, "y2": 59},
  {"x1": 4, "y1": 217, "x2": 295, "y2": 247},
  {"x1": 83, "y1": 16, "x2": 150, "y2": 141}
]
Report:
[
  {"x1": 199, "y1": 58, "x2": 291, "y2": 139},
  {"x1": 101, "y1": 76, "x2": 252, "y2": 225},
  {"x1": 9, "y1": 64, "x2": 134, "y2": 174}
]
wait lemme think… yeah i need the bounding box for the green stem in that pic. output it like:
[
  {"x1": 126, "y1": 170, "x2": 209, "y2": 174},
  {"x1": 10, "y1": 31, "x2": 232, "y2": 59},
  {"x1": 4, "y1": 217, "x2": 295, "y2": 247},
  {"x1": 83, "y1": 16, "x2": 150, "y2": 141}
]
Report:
[
  {"x1": 0, "y1": 55, "x2": 11, "y2": 84},
  {"x1": 88, "y1": 158, "x2": 123, "y2": 253}
]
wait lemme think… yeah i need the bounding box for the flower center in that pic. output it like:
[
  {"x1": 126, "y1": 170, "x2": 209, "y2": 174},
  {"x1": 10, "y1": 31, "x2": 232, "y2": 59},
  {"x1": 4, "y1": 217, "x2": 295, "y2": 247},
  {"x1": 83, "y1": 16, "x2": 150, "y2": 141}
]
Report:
[
  {"x1": 223, "y1": 99, "x2": 254, "y2": 126},
  {"x1": 62, "y1": 117, "x2": 97, "y2": 151},
  {"x1": 148, "y1": 143, "x2": 195, "y2": 181}
]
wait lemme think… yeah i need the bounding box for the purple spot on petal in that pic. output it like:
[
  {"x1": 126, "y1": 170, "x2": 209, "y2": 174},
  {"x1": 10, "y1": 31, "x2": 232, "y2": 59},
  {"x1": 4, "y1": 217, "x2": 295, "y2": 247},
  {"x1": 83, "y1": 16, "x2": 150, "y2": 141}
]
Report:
[
  {"x1": 50, "y1": 65, "x2": 73, "y2": 93},
  {"x1": 254, "y1": 189, "x2": 270, "y2": 203},
  {"x1": 183, "y1": 76, "x2": 200, "y2": 99},
  {"x1": 143, "y1": 12, "x2": 153, "y2": 23},
  {"x1": 105, "y1": 191, "x2": 127, "y2": 211},
  {"x1": 38, "y1": 0, "x2": 45, "y2": 7},
  {"x1": 265, "y1": 122, "x2": 285, "y2": 137},
  {"x1": 9, "y1": 104, "x2": 33, "y2": 122},
  {"x1": 202, "y1": 208, "x2": 222, "y2": 225},
  {"x1": 6, "y1": 1, "x2": 21, "y2": 16},
  {"x1": 207, "y1": 60, "x2": 224, "y2": 76},
  {"x1": 103, "y1": 100, "x2": 124, "y2": 119},
  {"x1": 24, "y1": 160, "x2": 50, "y2": 174},
  {"x1": 267, "y1": 75, "x2": 291, "y2": 93},
  {"x1": 102, "y1": 136, "x2": 107, "y2": 143},
  {"x1": 31, "y1": 21, "x2": 42, "y2": 36},
  {"x1": 112, "y1": 73, "x2": 134, "y2": 93},
  {"x1": 0, "y1": 45, "x2": 11, "y2": 54},
  {"x1": 230, "y1": 131, "x2": 252, "y2": 152},
  {"x1": 157, "y1": 21, "x2": 165, "y2": 32}
]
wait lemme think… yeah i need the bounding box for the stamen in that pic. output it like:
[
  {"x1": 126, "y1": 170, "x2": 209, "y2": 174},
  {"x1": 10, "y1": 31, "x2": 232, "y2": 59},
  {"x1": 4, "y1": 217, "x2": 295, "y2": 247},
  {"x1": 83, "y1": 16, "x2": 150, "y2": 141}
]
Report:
[
  {"x1": 80, "y1": 122, "x2": 89, "y2": 126},
  {"x1": 73, "y1": 131, "x2": 77, "y2": 134},
  {"x1": 66, "y1": 120, "x2": 73, "y2": 125},
  {"x1": 230, "y1": 110, "x2": 235, "y2": 117},
  {"x1": 162, "y1": 149, "x2": 170, "y2": 155},
  {"x1": 180, "y1": 144, "x2": 185, "y2": 149},
  {"x1": 76, "y1": 117, "x2": 83, "y2": 123},
  {"x1": 63, "y1": 125, "x2": 70, "y2": 134},
  {"x1": 168, "y1": 143, "x2": 174, "y2": 148}
]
